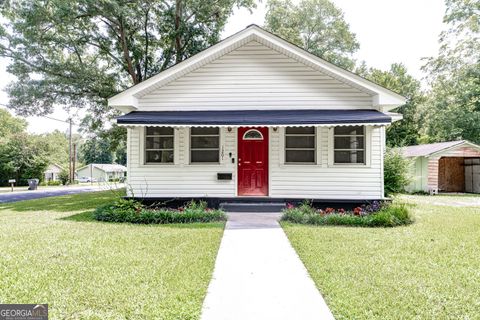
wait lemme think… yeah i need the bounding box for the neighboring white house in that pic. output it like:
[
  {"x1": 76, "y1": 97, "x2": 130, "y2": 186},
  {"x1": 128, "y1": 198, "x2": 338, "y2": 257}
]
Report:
[
  {"x1": 44, "y1": 164, "x2": 63, "y2": 181},
  {"x1": 400, "y1": 140, "x2": 480, "y2": 194},
  {"x1": 76, "y1": 164, "x2": 127, "y2": 182},
  {"x1": 108, "y1": 25, "x2": 406, "y2": 202}
]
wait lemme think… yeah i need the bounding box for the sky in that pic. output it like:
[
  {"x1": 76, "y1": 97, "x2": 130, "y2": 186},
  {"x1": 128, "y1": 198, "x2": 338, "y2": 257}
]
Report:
[{"x1": 0, "y1": 0, "x2": 446, "y2": 134}]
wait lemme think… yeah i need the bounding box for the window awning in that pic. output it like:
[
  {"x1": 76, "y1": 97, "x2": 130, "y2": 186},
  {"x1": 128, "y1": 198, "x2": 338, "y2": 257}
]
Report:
[{"x1": 116, "y1": 109, "x2": 392, "y2": 127}]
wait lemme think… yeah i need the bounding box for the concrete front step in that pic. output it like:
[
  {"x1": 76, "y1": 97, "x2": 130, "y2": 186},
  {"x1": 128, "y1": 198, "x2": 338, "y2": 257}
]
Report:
[{"x1": 220, "y1": 202, "x2": 286, "y2": 212}]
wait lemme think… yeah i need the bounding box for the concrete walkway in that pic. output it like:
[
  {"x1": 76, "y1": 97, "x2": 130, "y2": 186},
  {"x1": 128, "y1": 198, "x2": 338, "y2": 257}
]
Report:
[{"x1": 201, "y1": 212, "x2": 335, "y2": 320}]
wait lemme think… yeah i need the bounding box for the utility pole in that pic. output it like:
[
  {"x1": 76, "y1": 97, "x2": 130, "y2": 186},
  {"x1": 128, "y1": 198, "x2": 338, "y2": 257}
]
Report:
[
  {"x1": 73, "y1": 143, "x2": 77, "y2": 183},
  {"x1": 68, "y1": 118, "x2": 73, "y2": 184}
]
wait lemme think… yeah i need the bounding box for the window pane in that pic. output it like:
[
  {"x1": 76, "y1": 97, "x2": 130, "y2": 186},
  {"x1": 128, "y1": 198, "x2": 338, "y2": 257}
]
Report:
[
  {"x1": 334, "y1": 126, "x2": 364, "y2": 135},
  {"x1": 334, "y1": 137, "x2": 364, "y2": 150},
  {"x1": 286, "y1": 136, "x2": 315, "y2": 149},
  {"x1": 286, "y1": 127, "x2": 315, "y2": 134},
  {"x1": 191, "y1": 136, "x2": 219, "y2": 149},
  {"x1": 191, "y1": 150, "x2": 219, "y2": 162},
  {"x1": 146, "y1": 127, "x2": 174, "y2": 135},
  {"x1": 286, "y1": 150, "x2": 315, "y2": 163},
  {"x1": 146, "y1": 137, "x2": 174, "y2": 149},
  {"x1": 146, "y1": 150, "x2": 174, "y2": 163},
  {"x1": 334, "y1": 151, "x2": 365, "y2": 164},
  {"x1": 243, "y1": 130, "x2": 263, "y2": 140},
  {"x1": 191, "y1": 127, "x2": 219, "y2": 135}
]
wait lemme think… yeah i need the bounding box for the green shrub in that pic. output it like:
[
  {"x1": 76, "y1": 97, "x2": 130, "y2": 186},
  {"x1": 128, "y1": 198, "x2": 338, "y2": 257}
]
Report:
[
  {"x1": 281, "y1": 202, "x2": 412, "y2": 228},
  {"x1": 384, "y1": 148, "x2": 411, "y2": 196},
  {"x1": 47, "y1": 180, "x2": 62, "y2": 186},
  {"x1": 94, "y1": 199, "x2": 227, "y2": 224},
  {"x1": 58, "y1": 169, "x2": 70, "y2": 185}
]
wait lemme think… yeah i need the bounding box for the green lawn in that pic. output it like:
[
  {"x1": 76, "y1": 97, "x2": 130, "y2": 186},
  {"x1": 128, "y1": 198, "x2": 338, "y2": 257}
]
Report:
[
  {"x1": 282, "y1": 194, "x2": 480, "y2": 319},
  {"x1": 0, "y1": 191, "x2": 224, "y2": 319}
]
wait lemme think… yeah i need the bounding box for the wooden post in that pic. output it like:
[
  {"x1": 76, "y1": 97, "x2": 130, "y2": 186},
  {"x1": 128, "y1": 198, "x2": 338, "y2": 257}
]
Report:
[
  {"x1": 68, "y1": 118, "x2": 73, "y2": 184},
  {"x1": 8, "y1": 179, "x2": 15, "y2": 192},
  {"x1": 73, "y1": 143, "x2": 77, "y2": 183}
]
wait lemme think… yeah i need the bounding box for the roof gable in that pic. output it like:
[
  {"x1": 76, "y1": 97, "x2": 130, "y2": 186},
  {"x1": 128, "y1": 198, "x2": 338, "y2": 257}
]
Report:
[
  {"x1": 137, "y1": 41, "x2": 374, "y2": 111},
  {"x1": 109, "y1": 25, "x2": 406, "y2": 112},
  {"x1": 76, "y1": 163, "x2": 127, "y2": 173}
]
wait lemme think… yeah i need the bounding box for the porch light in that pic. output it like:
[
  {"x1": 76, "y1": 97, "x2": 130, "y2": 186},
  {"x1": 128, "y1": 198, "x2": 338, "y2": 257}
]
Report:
[{"x1": 227, "y1": 127, "x2": 232, "y2": 132}]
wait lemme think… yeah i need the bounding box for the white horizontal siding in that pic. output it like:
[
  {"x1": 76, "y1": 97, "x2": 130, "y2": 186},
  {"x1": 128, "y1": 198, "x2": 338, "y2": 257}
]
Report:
[
  {"x1": 138, "y1": 41, "x2": 373, "y2": 111},
  {"x1": 127, "y1": 126, "x2": 384, "y2": 200},
  {"x1": 269, "y1": 127, "x2": 383, "y2": 199},
  {"x1": 127, "y1": 127, "x2": 236, "y2": 198}
]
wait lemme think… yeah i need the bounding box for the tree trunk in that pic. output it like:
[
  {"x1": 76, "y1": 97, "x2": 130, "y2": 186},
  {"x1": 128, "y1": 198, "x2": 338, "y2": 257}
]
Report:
[
  {"x1": 175, "y1": 0, "x2": 183, "y2": 63},
  {"x1": 118, "y1": 17, "x2": 138, "y2": 84}
]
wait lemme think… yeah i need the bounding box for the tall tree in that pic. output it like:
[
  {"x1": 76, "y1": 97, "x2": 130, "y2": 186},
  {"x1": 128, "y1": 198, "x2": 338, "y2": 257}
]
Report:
[
  {"x1": 36, "y1": 130, "x2": 71, "y2": 167},
  {"x1": 79, "y1": 137, "x2": 114, "y2": 164},
  {"x1": 0, "y1": 108, "x2": 27, "y2": 143},
  {"x1": 264, "y1": 0, "x2": 359, "y2": 70},
  {"x1": 357, "y1": 63, "x2": 426, "y2": 147},
  {"x1": 420, "y1": 0, "x2": 480, "y2": 143},
  {"x1": 0, "y1": 133, "x2": 50, "y2": 186},
  {"x1": 0, "y1": 0, "x2": 255, "y2": 128}
]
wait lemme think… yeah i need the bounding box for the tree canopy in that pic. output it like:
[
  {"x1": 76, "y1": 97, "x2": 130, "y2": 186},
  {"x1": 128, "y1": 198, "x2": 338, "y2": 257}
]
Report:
[
  {"x1": 264, "y1": 0, "x2": 359, "y2": 70},
  {"x1": 420, "y1": 0, "x2": 480, "y2": 144},
  {"x1": 0, "y1": 0, "x2": 255, "y2": 129},
  {"x1": 0, "y1": 108, "x2": 27, "y2": 142},
  {"x1": 0, "y1": 109, "x2": 78, "y2": 185},
  {"x1": 357, "y1": 63, "x2": 426, "y2": 147}
]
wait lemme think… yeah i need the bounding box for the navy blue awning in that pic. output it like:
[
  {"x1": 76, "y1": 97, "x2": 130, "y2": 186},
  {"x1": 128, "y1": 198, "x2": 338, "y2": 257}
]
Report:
[{"x1": 117, "y1": 109, "x2": 391, "y2": 126}]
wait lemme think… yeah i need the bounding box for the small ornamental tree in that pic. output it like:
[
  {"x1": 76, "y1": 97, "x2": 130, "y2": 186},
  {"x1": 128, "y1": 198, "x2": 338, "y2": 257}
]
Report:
[
  {"x1": 58, "y1": 169, "x2": 70, "y2": 185},
  {"x1": 384, "y1": 148, "x2": 411, "y2": 196}
]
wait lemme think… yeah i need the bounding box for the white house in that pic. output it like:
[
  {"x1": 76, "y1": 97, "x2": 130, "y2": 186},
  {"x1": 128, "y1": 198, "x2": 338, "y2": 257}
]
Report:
[
  {"x1": 109, "y1": 25, "x2": 405, "y2": 203},
  {"x1": 44, "y1": 163, "x2": 63, "y2": 181},
  {"x1": 76, "y1": 164, "x2": 127, "y2": 182}
]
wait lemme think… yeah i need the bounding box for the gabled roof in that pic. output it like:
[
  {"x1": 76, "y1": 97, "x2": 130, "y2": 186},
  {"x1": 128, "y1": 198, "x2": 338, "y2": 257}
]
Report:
[
  {"x1": 47, "y1": 163, "x2": 64, "y2": 170},
  {"x1": 76, "y1": 164, "x2": 127, "y2": 173},
  {"x1": 400, "y1": 140, "x2": 480, "y2": 157},
  {"x1": 109, "y1": 25, "x2": 406, "y2": 112}
]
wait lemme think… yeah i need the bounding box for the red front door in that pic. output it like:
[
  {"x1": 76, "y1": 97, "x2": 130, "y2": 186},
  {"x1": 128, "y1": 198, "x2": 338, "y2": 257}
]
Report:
[{"x1": 238, "y1": 127, "x2": 269, "y2": 196}]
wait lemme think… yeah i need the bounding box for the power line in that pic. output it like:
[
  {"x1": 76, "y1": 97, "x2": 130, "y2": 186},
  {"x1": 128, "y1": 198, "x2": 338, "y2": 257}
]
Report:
[{"x1": 0, "y1": 103, "x2": 77, "y2": 125}]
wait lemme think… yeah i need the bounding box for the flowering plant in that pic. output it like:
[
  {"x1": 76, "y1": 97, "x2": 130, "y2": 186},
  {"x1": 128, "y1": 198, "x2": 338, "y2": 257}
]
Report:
[{"x1": 353, "y1": 207, "x2": 363, "y2": 216}]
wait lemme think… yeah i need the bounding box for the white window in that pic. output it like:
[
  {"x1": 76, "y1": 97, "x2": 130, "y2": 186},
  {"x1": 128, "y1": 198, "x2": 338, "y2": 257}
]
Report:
[
  {"x1": 285, "y1": 127, "x2": 316, "y2": 163},
  {"x1": 145, "y1": 127, "x2": 174, "y2": 164},
  {"x1": 190, "y1": 127, "x2": 220, "y2": 163},
  {"x1": 333, "y1": 126, "x2": 365, "y2": 164}
]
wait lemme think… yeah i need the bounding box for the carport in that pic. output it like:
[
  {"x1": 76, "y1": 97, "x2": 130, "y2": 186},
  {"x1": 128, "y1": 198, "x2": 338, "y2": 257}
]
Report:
[{"x1": 401, "y1": 140, "x2": 480, "y2": 194}]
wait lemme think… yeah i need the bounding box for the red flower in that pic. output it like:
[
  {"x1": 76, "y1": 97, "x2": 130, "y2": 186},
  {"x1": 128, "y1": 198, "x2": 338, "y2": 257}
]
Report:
[
  {"x1": 353, "y1": 207, "x2": 363, "y2": 216},
  {"x1": 338, "y1": 208, "x2": 345, "y2": 215},
  {"x1": 325, "y1": 207, "x2": 335, "y2": 214},
  {"x1": 286, "y1": 203, "x2": 295, "y2": 209},
  {"x1": 178, "y1": 207, "x2": 184, "y2": 212}
]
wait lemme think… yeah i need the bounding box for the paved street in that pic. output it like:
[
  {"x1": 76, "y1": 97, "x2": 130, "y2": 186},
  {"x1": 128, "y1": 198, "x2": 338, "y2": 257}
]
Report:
[{"x1": 0, "y1": 184, "x2": 123, "y2": 203}]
